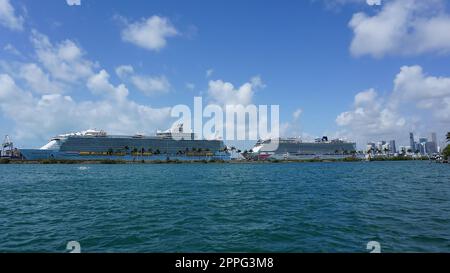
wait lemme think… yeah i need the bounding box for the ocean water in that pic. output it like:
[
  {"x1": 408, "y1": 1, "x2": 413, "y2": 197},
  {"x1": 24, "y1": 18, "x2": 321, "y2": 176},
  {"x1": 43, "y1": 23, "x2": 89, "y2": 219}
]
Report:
[{"x1": 0, "y1": 161, "x2": 449, "y2": 253}]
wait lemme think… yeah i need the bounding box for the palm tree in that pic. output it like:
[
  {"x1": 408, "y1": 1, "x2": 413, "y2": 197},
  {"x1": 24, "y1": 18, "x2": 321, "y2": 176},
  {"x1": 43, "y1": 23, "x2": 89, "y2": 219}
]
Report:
[{"x1": 447, "y1": 132, "x2": 450, "y2": 142}]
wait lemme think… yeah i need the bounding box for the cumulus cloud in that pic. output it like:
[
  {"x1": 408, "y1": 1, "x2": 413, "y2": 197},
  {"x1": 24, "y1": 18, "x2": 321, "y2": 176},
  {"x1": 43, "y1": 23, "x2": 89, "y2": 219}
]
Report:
[
  {"x1": 207, "y1": 76, "x2": 265, "y2": 106},
  {"x1": 293, "y1": 108, "x2": 303, "y2": 121},
  {"x1": 0, "y1": 72, "x2": 172, "y2": 144},
  {"x1": 349, "y1": 0, "x2": 450, "y2": 57},
  {"x1": 87, "y1": 70, "x2": 129, "y2": 102},
  {"x1": 336, "y1": 66, "x2": 450, "y2": 145},
  {"x1": 185, "y1": 82, "x2": 195, "y2": 90},
  {"x1": 30, "y1": 30, "x2": 95, "y2": 83},
  {"x1": 206, "y1": 69, "x2": 214, "y2": 78},
  {"x1": 366, "y1": 0, "x2": 381, "y2": 6},
  {"x1": 336, "y1": 88, "x2": 406, "y2": 134},
  {"x1": 19, "y1": 63, "x2": 64, "y2": 94},
  {"x1": 0, "y1": 31, "x2": 174, "y2": 145},
  {"x1": 66, "y1": 0, "x2": 81, "y2": 6},
  {"x1": 392, "y1": 65, "x2": 450, "y2": 121},
  {"x1": 130, "y1": 75, "x2": 171, "y2": 96},
  {"x1": 317, "y1": 0, "x2": 373, "y2": 11},
  {"x1": 0, "y1": 0, "x2": 24, "y2": 31},
  {"x1": 115, "y1": 65, "x2": 134, "y2": 79},
  {"x1": 3, "y1": 43, "x2": 21, "y2": 56},
  {"x1": 279, "y1": 108, "x2": 305, "y2": 138},
  {"x1": 114, "y1": 64, "x2": 171, "y2": 96},
  {"x1": 120, "y1": 15, "x2": 178, "y2": 51}
]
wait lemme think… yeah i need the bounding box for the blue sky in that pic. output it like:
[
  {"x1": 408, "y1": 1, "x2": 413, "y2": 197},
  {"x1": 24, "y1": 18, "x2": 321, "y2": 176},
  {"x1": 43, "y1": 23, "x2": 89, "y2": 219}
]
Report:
[{"x1": 1, "y1": 0, "x2": 450, "y2": 149}]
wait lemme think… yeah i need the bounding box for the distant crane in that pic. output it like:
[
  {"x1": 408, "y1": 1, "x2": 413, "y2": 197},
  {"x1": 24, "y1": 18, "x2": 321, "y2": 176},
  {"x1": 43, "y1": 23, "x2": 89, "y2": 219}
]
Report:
[{"x1": 1, "y1": 135, "x2": 14, "y2": 157}]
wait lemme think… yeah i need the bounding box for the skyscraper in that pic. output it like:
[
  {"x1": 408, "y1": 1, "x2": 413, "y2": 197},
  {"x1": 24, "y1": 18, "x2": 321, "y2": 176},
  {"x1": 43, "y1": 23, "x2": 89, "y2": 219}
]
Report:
[
  {"x1": 389, "y1": 140, "x2": 396, "y2": 154},
  {"x1": 431, "y1": 132, "x2": 438, "y2": 152},
  {"x1": 409, "y1": 132, "x2": 415, "y2": 151}
]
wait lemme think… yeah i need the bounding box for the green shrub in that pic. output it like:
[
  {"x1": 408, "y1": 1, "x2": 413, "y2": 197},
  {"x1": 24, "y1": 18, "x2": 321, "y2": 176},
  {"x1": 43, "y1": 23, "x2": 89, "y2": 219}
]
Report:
[
  {"x1": 0, "y1": 158, "x2": 10, "y2": 164},
  {"x1": 342, "y1": 157, "x2": 361, "y2": 162},
  {"x1": 100, "y1": 159, "x2": 125, "y2": 164},
  {"x1": 41, "y1": 159, "x2": 58, "y2": 164},
  {"x1": 443, "y1": 145, "x2": 450, "y2": 160}
]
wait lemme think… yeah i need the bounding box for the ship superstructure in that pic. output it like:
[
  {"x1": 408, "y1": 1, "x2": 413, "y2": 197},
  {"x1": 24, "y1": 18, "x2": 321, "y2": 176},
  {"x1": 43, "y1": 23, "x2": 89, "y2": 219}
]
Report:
[
  {"x1": 249, "y1": 136, "x2": 357, "y2": 160},
  {"x1": 20, "y1": 124, "x2": 230, "y2": 161}
]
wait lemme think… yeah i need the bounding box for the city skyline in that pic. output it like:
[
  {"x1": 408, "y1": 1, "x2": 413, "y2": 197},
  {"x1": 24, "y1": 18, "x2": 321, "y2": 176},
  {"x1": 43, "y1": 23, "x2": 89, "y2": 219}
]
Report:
[
  {"x1": 1, "y1": 0, "x2": 450, "y2": 150},
  {"x1": 366, "y1": 131, "x2": 441, "y2": 155}
]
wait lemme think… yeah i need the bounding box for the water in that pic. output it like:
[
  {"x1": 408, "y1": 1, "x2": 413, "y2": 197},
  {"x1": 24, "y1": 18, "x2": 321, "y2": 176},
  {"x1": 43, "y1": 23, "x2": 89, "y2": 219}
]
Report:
[{"x1": 0, "y1": 161, "x2": 449, "y2": 253}]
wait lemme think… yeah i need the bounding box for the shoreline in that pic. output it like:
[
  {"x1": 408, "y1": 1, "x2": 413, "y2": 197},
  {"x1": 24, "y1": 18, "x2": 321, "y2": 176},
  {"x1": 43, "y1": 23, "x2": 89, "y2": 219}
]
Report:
[{"x1": 0, "y1": 157, "x2": 439, "y2": 165}]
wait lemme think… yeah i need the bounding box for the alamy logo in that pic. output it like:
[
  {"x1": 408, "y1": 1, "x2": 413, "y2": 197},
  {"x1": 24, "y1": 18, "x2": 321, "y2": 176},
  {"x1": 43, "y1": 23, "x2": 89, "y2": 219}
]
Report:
[
  {"x1": 66, "y1": 241, "x2": 81, "y2": 253},
  {"x1": 367, "y1": 241, "x2": 381, "y2": 253},
  {"x1": 170, "y1": 97, "x2": 280, "y2": 151}
]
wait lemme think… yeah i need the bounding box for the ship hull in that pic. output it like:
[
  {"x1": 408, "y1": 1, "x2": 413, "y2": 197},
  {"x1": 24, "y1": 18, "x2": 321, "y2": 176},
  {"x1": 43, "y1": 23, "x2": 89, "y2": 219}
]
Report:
[
  {"x1": 252, "y1": 139, "x2": 358, "y2": 160},
  {"x1": 20, "y1": 149, "x2": 230, "y2": 161}
]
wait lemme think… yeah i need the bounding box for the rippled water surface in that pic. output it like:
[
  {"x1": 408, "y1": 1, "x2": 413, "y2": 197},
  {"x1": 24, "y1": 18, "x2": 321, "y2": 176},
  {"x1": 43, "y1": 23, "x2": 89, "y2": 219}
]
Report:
[{"x1": 1, "y1": 161, "x2": 449, "y2": 252}]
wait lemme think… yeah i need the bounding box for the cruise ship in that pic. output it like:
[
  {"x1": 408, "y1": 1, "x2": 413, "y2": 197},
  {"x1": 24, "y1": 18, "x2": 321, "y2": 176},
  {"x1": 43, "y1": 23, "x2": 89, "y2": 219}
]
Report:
[
  {"x1": 248, "y1": 136, "x2": 357, "y2": 160},
  {"x1": 19, "y1": 124, "x2": 230, "y2": 161}
]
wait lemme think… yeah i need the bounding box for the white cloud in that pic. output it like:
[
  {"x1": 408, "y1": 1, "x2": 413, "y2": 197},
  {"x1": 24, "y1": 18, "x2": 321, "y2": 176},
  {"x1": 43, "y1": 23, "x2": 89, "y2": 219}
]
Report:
[
  {"x1": 0, "y1": 0, "x2": 24, "y2": 31},
  {"x1": 336, "y1": 66, "x2": 450, "y2": 145},
  {"x1": 87, "y1": 70, "x2": 129, "y2": 102},
  {"x1": 114, "y1": 64, "x2": 171, "y2": 96},
  {"x1": 185, "y1": 82, "x2": 195, "y2": 90},
  {"x1": 30, "y1": 30, "x2": 95, "y2": 83},
  {"x1": 3, "y1": 43, "x2": 21, "y2": 56},
  {"x1": 19, "y1": 63, "x2": 63, "y2": 94},
  {"x1": 317, "y1": 0, "x2": 371, "y2": 11},
  {"x1": 66, "y1": 0, "x2": 81, "y2": 6},
  {"x1": 392, "y1": 65, "x2": 450, "y2": 121},
  {"x1": 207, "y1": 76, "x2": 264, "y2": 106},
  {"x1": 115, "y1": 65, "x2": 134, "y2": 79},
  {"x1": 293, "y1": 108, "x2": 303, "y2": 121},
  {"x1": 206, "y1": 69, "x2": 214, "y2": 78},
  {"x1": 0, "y1": 28, "x2": 174, "y2": 145},
  {"x1": 0, "y1": 73, "x2": 172, "y2": 144},
  {"x1": 280, "y1": 108, "x2": 305, "y2": 138},
  {"x1": 120, "y1": 15, "x2": 178, "y2": 51},
  {"x1": 0, "y1": 74, "x2": 32, "y2": 104},
  {"x1": 366, "y1": 0, "x2": 381, "y2": 6},
  {"x1": 130, "y1": 75, "x2": 171, "y2": 96},
  {"x1": 336, "y1": 88, "x2": 407, "y2": 143},
  {"x1": 349, "y1": 0, "x2": 450, "y2": 57}
]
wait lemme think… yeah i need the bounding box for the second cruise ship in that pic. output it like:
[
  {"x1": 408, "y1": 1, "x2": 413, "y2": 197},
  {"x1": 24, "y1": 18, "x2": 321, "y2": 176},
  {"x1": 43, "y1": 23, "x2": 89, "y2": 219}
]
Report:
[{"x1": 247, "y1": 136, "x2": 357, "y2": 160}]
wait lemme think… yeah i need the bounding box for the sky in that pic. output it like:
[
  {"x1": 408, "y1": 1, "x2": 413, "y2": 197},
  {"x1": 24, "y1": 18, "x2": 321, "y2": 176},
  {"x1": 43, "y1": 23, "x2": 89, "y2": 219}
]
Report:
[{"x1": 0, "y1": 0, "x2": 449, "y2": 149}]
